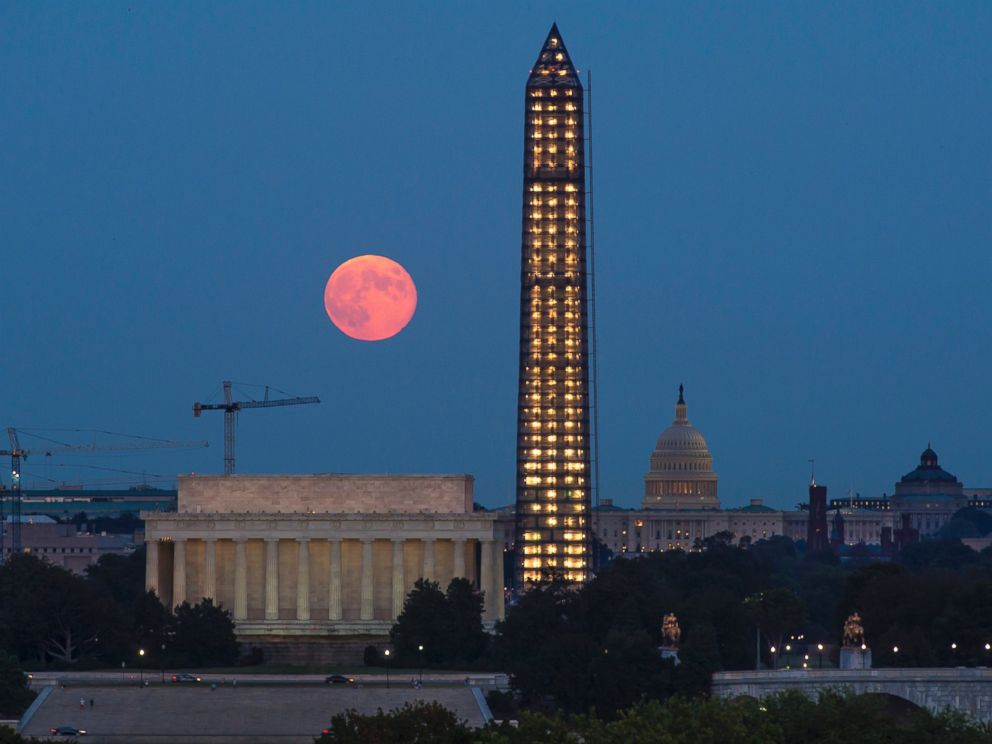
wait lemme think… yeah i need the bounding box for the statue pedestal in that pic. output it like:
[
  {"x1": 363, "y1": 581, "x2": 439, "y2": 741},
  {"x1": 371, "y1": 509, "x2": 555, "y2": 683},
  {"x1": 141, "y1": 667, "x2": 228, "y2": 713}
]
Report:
[
  {"x1": 839, "y1": 647, "x2": 871, "y2": 670},
  {"x1": 659, "y1": 646, "x2": 680, "y2": 666}
]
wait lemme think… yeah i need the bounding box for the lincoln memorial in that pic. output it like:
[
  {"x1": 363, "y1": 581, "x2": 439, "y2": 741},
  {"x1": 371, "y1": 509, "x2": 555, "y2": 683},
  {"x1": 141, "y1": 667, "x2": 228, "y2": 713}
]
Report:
[{"x1": 143, "y1": 474, "x2": 504, "y2": 655}]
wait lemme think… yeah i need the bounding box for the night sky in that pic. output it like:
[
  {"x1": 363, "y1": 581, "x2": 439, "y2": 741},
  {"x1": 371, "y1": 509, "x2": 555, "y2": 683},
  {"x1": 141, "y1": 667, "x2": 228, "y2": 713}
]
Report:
[{"x1": 2, "y1": 2, "x2": 990, "y2": 510}]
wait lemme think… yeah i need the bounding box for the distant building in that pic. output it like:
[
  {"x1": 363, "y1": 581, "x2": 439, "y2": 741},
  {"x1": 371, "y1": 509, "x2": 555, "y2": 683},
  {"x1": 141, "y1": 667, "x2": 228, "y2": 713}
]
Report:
[
  {"x1": 16, "y1": 487, "x2": 176, "y2": 521},
  {"x1": 891, "y1": 445, "x2": 969, "y2": 536},
  {"x1": 1, "y1": 516, "x2": 136, "y2": 572}
]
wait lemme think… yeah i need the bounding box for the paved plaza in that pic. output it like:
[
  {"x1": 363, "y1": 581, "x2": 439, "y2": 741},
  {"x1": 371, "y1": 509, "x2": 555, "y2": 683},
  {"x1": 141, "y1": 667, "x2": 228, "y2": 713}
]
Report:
[{"x1": 21, "y1": 682, "x2": 489, "y2": 743}]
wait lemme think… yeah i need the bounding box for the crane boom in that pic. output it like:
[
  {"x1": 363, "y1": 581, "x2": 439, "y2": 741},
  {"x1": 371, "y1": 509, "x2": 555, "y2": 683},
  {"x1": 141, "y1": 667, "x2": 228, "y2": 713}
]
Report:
[
  {"x1": 0, "y1": 439, "x2": 208, "y2": 458},
  {"x1": 192, "y1": 381, "x2": 320, "y2": 474},
  {"x1": 0, "y1": 428, "x2": 208, "y2": 559},
  {"x1": 194, "y1": 396, "x2": 320, "y2": 413}
]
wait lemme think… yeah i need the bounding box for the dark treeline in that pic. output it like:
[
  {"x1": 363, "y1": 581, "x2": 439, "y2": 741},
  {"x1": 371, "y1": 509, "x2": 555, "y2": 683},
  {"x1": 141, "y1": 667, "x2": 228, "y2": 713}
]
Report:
[
  {"x1": 0, "y1": 549, "x2": 239, "y2": 676},
  {"x1": 390, "y1": 533, "x2": 992, "y2": 718},
  {"x1": 312, "y1": 693, "x2": 992, "y2": 744}
]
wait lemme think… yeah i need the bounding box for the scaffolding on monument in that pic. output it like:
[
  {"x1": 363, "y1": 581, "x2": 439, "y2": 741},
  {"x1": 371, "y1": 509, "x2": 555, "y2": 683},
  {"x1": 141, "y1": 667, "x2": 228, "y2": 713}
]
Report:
[{"x1": 585, "y1": 69, "x2": 602, "y2": 575}]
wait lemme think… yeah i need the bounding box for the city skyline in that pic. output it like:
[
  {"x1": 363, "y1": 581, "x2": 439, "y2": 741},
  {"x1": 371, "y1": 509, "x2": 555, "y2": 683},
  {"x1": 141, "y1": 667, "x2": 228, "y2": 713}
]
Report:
[{"x1": 2, "y1": 4, "x2": 991, "y2": 511}]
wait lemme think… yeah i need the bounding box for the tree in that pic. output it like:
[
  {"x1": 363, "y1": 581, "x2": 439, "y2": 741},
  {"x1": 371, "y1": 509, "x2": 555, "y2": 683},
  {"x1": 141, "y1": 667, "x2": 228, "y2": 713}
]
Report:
[
  {"x1": 172, "y1": 599, "x2": 238, "y2": 667},
  {"x1": 130, "y1": 591, "x2": 176, "y2": 668},
  {"x1": 744, "y1": 587, "x2": 808, "y2": 661},
  {"x1": 391, "y1": 579, "x2": 487, "y2": 667},
  {"x1": 391, "y1": 579, "x2": 450, "y2": 665},
  {"x1": 673, "y1": 622, "x2": 722, "y2": 696},
  {"x1": 85, "y1": 547, "x2": 146, "y2": 603},
  {"x1": 315, "y1": 701, "x2": 473, "y2": 744},
  {"x1": 0, "y1": 554, "x2": 121, "y2": 665},
  {"x1": 493, "y1": 581, "x2": 576, "y2": 709},
  {"x1": 898, "y1": 540, "x2": 978, "y2": 571},
  {"x1": 0, "y1": 554, "x2": 56, "y2": 661},
  {"x1": 443, "y1": 578, "x2": 488, "y2": 664},
  {"x1": 41, "y1": 565, "x2": 118, "y2": 664},
  {"x1": 0, "y1": 653, "x2": 35, "y2": 717}
]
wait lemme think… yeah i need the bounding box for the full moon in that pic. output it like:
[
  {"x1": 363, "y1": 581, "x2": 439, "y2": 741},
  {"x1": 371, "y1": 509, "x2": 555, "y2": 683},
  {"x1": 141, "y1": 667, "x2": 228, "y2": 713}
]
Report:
[{"x1": 323, "y1": 254, "x2": 417, "y2": 341}]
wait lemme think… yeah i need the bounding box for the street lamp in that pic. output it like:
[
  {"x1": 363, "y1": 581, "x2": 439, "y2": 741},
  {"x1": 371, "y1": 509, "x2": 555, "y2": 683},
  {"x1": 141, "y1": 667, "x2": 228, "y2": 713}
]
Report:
[
  {"x1": 769, "y1": 646, "x2": 777, "y2": 670},
  {"x1": 161, "y1": 642, "x2": 166, "y2": 684},
  {"x1": 860, "y1": 643, "x2": 867, "y2": 670},
  {"x1": 138, "y1": 649, "x2": 146, "y2": 686},
  {"x1": 383, "y1": 649, "x2": 391, "y2": 689},
  {"x1": 417, "y1": 644, "x2": 424, "y2": 686},
  {"x1": 816, "y1": 643, "x2": 824, "y2": 669},
  {"x1": 784, "y1": 644, "x2": 792, "y2": 669}
]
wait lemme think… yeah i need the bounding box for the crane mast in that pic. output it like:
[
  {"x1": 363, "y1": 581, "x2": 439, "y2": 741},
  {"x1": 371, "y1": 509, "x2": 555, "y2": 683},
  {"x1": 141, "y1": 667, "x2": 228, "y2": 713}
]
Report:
[{"x1": 193, "y1": 381, "x2": 320, "y2": 475}]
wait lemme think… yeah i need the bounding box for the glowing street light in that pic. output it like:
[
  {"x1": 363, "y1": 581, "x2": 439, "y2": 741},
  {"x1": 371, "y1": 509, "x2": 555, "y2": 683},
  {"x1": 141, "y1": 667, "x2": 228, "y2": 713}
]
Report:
[
  {"x1": 383, "y1": 649, "x2": 391, "y2": 689},
  {"x1": 418, "y1": 644, "x2": 425, "y2": 685},
  {"x1": 138, "y1": 649, "x2": 146, "y2": 686},
  {"x1": 817, "y1": 643, "x2": 824, "y2": 669}
]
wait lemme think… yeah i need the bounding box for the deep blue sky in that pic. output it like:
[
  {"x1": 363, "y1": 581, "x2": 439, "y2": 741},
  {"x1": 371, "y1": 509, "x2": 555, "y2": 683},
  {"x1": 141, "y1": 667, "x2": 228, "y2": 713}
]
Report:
[{"x1": 2, "y1": 2, "x2": 990, "y2": 509}]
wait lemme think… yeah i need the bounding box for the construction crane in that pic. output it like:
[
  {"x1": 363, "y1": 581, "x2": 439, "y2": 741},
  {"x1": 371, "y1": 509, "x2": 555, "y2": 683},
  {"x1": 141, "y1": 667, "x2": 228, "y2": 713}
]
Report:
[
  {"x1": 193, "y1": 381, "x2": 320, "y2": 475},
  {"x1": 1, "y1": 428, "x2": 208, "y2": 558}
]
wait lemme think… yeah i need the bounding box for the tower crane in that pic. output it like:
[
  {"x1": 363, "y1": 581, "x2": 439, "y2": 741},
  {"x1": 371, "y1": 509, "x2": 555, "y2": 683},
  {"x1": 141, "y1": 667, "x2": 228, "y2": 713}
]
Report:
[
  {"x1": 0, "y1": 428, "x2": 208, "y2": 558},
  {"x1": 193, "y1": 381, "x2": 320, "y2": 475}
]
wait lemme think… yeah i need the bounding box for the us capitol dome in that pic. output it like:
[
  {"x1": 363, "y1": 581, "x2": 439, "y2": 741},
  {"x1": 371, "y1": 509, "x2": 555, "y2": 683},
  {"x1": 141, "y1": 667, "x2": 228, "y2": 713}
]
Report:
[{"x1": 642, "y1": 385, "x2": 720, "y2": 510}]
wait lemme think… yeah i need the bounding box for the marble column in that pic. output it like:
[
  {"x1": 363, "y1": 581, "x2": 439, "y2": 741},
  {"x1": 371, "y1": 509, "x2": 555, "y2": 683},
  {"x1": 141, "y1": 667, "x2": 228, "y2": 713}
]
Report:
[
  {"x1": 480, "y1": 538, "x2": 495, "y2": 621},
  {"x1": 172, "y1": 539, "x2": 187, "y2": 609},
  {"x1": 422, "y1": 538, "x2": 435, "y2": 581},
  {"x1": 145, "y1": 539, "x2": 159, "y2": 594},
  {"x1": 360, "y1": 539, "x2": 374, "y2": 620},
  {"x1": 328, "y1": 539, "x2": 342, "y2": 621},
  {"x1": 234, "y1": 539, "x2": 248, "y2": 621},
  {"x1": 203, "y1": 538, "x2": 217, "y2": 601},
  {"x1": 296, "y1": 538, "x2": 310, "y2": 621},
  {"x1": 391, "y1": 539, "x2": 405, "y2": 618},
  {"x1": 452, "y1": 538, "x2": 466, "y2": 579},
  {"x1": 264, "y1": 538, "x2": 279, "y2": 621}
]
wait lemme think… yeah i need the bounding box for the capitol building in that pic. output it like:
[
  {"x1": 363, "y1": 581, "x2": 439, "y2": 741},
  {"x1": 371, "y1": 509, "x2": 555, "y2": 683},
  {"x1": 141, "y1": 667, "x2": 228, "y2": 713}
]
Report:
[{"x1": 587, "y1": 386, "x2": 820, "y2": 554}]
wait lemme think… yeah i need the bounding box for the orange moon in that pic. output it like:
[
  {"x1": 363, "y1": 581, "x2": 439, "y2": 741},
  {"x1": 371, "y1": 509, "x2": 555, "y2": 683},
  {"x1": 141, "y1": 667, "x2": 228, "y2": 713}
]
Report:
[{"x1": 323, "y1": 255, "x2": 417, "y2": 341}]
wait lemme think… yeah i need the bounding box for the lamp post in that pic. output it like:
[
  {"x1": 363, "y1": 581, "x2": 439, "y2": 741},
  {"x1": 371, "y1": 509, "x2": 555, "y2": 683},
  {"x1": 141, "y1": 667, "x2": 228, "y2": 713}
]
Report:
[
  {"x1": 417, "y1": 644, "x2": 424, "y2": 686},
  {"x1": 138, "y1": 649, "x2": 145, "y2": 686},
  {"x1": 383, "y1": 649, "x2": 391, "y2": 689},
  {"x1": 816, "y1": 643, "x2": 824, "y2": 669},
  {"x1": 784, "y1": 644, "x2": 792, "y2": 669},
  {"x1": 860, "y1": 643, "x2": 867, "y2": 670},
  {"x1": 770, "y1": 646, "x2": 777, "y2": 670},
  {"x1": 161, "y1": 642, "x2": 166, "y2": 684}
]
